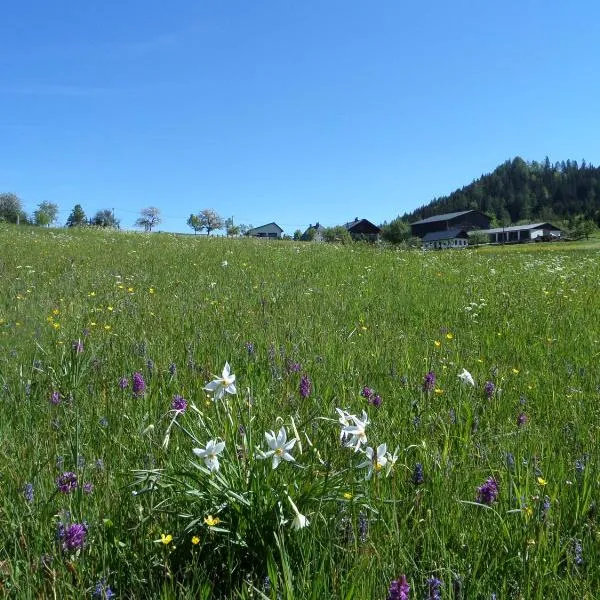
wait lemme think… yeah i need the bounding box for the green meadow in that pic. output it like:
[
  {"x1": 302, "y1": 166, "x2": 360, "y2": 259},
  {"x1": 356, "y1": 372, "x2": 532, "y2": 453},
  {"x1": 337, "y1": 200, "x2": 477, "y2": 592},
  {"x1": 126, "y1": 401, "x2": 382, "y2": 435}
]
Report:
[{"x1": 1, "y1": 224, "x2": 599, "y2": 599}]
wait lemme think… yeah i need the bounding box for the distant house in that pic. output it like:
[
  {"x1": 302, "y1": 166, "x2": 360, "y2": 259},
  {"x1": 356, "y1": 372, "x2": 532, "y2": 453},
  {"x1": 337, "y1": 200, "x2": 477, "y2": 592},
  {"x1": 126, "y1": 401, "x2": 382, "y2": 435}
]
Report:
[
  {"x1": 410, "y1": 210, "x2": 491, "y2": 238},
  {"x1": 246, "y1": 222, "x2": 284, "y2": 239},
  {"x1": 344, "y1": 218, "x2": 381, "y2": 241},
  {"x1": 469, "y1": 222, "x2": 562, "y2": 244},
  {"x1": 422, "y1": 228, "x2": 470, "y2": 249},
  {"x1": 301, "y1": 222, "x2": 326, "y2": 242}
]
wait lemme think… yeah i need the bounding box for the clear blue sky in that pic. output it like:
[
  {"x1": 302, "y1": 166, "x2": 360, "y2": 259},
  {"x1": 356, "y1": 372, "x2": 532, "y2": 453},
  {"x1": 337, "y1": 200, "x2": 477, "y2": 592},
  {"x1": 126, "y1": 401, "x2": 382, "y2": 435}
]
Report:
[{"x1": 1, "y1": 1, "x2": 599, "y2": 233}]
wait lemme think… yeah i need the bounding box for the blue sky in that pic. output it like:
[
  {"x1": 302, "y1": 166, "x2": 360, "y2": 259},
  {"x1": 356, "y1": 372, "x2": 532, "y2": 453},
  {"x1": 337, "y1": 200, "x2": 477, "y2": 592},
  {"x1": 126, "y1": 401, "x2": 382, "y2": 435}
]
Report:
[{"x1": 1, "y1": 1, "x2": 599, "y2": 233}]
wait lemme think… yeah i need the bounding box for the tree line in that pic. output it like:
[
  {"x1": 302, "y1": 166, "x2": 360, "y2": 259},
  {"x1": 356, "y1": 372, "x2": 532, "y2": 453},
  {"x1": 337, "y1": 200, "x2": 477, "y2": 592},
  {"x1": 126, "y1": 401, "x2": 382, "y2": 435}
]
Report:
[
  {"x1": 380, "y1": 157, "x2": 600, "y2": 243},
  {"x1": 0, "y1": 197, "x2": 252, "y2": 236}
]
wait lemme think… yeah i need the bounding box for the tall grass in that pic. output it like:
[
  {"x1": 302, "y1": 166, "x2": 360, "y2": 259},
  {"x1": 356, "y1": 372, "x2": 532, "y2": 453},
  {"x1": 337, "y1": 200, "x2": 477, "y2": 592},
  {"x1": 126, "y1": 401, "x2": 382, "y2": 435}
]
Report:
[{"x1": 0, "y1": 224, "x2": 598, "y2": 598}]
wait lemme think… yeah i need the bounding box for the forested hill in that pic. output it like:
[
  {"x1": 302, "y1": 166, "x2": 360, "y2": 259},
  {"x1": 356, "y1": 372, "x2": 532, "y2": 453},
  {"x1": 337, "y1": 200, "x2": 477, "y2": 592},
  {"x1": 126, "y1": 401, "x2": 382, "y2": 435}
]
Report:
[{"x1": 404, "y1": 157, "x2": 600, "y2": 225}]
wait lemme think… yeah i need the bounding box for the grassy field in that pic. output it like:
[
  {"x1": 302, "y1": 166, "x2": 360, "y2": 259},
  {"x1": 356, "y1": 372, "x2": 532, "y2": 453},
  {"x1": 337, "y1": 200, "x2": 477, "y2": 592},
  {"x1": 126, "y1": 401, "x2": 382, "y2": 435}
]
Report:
[{"x1": 1, "y1": 224, "x2": 599, "y2": 599}]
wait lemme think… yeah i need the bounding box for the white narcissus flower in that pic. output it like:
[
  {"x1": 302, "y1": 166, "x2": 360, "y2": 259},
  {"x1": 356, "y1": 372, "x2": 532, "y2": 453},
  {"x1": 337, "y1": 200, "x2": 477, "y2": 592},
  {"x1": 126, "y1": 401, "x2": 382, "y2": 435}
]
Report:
[
  {"x1": 385, "y1": 447, "x2": 399, "y2": 477},
  {"x1": 257, "y1": 426, "x2": 297, "y2": 469},
  {"x1": 287, "y1": 495, "x2": 309, "y2": 530},
  {"x1": 204, "y1": 362, "x2": 237, "y2": 400},
  {"x1": 193, "y1": 439, "x2": 225, "y2": 472},
  {"x1": 342, "y1": 410, "x2": 369, "y2": 451},
  {"x1": 458, "y1": 368, "x2": 475, "y2": 387},
  {"x1": 358, "y1": 443, "x2": 388, "y2": 479},
  {"x1": 335, "y1": 408, "x2": 355, "y2": 442}
]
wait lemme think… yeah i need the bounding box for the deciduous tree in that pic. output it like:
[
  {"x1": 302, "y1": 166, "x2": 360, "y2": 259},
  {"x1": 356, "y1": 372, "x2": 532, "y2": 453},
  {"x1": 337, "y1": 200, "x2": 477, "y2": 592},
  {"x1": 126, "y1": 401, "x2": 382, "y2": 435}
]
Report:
[{"x1": 135, "y1": 207, "x2": 161, "y2": 232}]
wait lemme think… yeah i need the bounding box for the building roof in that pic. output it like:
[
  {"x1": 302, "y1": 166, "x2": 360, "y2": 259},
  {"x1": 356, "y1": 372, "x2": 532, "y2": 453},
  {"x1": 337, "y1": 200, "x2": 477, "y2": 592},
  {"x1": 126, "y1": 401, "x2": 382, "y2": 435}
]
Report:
[
  {"x1": 247, "y1": 222, "x2": 283, "y2": 234},
  {"x1": 343, "y1": 218, "x2": 381, "y2": 233},
  {"x1": 411, "y1": 210, "x2": 477, "y2": 225},
  {"x1": 422, "y1": 228, "x2": 469, "y2": 242},
  {"x1": 469, "y1": 222, "x2": 561, "y2": 235}
]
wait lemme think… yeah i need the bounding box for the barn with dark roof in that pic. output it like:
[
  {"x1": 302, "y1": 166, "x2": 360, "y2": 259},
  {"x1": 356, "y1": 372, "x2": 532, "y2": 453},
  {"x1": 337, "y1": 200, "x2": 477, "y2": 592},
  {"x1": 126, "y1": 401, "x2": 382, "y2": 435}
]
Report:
[{"x1": 410, "y1": 210, "x2": 491, "y2": 238}]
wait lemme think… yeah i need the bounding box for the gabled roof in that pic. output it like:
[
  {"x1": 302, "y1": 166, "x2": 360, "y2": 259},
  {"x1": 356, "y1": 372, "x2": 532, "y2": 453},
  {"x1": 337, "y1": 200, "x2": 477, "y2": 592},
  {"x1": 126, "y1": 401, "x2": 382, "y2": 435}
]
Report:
[
  {"x1": 411, "y1": 210, "x2": 478, "y2": 225},
  {"x1": 247, "y1": 222, "x2": 283, "y2": 234},
  {"x1": 470, "y1": 222, "x2": 561, "y2": 235},
  {"x1": 422, "y1": 228, "x2": 469, "y2": 242},
  {"x1": 343, "y1": 218, "x2": 381, "y2": 233}
]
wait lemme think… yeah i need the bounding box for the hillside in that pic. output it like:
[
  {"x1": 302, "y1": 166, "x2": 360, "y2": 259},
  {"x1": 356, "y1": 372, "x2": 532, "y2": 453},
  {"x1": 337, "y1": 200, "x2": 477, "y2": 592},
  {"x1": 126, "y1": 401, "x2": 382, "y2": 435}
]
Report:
[{"x1": 404, "y1": 157, "x2": 600, "y2": 226}]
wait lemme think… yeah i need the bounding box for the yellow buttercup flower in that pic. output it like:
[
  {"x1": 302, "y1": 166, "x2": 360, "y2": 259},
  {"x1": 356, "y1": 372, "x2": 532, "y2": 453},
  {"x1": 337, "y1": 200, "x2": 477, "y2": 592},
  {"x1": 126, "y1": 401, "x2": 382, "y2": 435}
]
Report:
[
  {"x1": 445, "y1": 333, "x2": 453, "y2": 340},
  {"x1": 343, "y1": 492, "x2": 353, "y2": 500},
  {"x1": 160, "y1": 533, "x2": 173, "y2": 545},
  {"x1": 434, "y1": 340, "x2": 441, "y2": 347},
  {"x1": 191, "y1": 536, "x2": 200, "y2": 545},
  {"x1": 537, "y1": 477, "x2": 547, "y2": 486},
  {"x1": 204, "y1": 515, "x2": 221, "y2": 527}
]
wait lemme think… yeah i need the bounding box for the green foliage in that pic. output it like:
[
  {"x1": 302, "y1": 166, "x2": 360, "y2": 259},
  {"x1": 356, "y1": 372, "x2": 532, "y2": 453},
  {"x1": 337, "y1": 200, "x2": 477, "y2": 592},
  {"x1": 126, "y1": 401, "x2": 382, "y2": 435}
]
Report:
[
  {"x1": 92, "y1": 209, "x2": 120, "y2": 228},
  {"x1": 468, "y1": 231, "x2": 490, "y2": 245},
  {"x1": 198, "y1": 209, "x2": 224, "y2": 235},
  {"x1": 407, "y1": 156, "x2": 600, "y2": 225},
  {"x1": 136, "y1": 206, "x2": 161, "y2": 231},
  {"x1": 380, "y1": 217, "x2": 411, "y2": 244},
  {"x1": 187, "y1": 213, "x2": 203, "y2": 234},
  {"x1": 34, "y1": 201, "x2": 59, "y2": 227},
  {"x1": 0, "y1": 192, "x2": 24, "y2": 223},
  {"x1": 293, "y1": 229, "x2": 302, "y2": 241},
  {"x1": 1, "y1": 225, "x2": 599, "y2": 597},
  {"x1": 66, "y1": 203, "x2": 87, "y2": 227},
  {"x1": 322, "y1": 225, "x2": 352, "y2": 244}
]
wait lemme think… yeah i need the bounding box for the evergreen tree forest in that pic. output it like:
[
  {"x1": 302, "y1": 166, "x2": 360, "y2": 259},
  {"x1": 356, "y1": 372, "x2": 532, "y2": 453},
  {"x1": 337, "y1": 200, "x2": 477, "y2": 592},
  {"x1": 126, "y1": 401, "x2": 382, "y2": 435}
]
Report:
[{"x1": 404, "y1": 157, "x2": 600, "y2": 226}]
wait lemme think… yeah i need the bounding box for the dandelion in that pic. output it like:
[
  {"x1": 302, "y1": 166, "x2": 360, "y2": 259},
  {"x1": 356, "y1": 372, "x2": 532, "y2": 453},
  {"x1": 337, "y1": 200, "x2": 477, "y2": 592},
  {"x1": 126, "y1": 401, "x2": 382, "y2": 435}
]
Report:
[
  {"x1": 193, "y1": 439, "x2": 225, "y2": 472},
  {"x1": 203, "y1": 362, "x2": 236, "y2": 400},
  {"x1": 60, "y1": 522, "x2": 87, "y2": 552},
  {"x1": 257, "y1": 426, "x2": 297, "y2": 469},
  {"x1": 423, "y1": 371, "x2": 436, "y2": 392},
  {"x1": 458, "y1": 368, "x2": 475, "y2": 386},
  {"x1": 132, "y1": 372, "x2": 146, "y2": 396},
  {"x1": 171, "y1": 394, "x2": 187, "y2": 413},
  {"x1": 387, "y1": 575, "x2": 410, "y2": 600},
  {"x1": 299, "y1": 374, "x2": 311, "y2": 398},
  {"x1": 476, "y1": 477, "x2": 499, "y2": 505},
  {"x1": 56, "y1": 472, "x2": 78, "y2": 494}
]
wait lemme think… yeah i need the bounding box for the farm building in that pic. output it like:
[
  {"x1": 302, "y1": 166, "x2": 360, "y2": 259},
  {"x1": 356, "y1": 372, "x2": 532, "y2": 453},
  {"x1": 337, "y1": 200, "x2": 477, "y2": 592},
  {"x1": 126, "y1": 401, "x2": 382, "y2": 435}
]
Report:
[
  {"x1": 344, "y1": 218, "x2": 381, "y2": 241},
  {"x1": 422, "y1": 228, "x2": 470, "y2": 249},
  {"x1": 246, "y1": 223, "x2": 284, "y2": 239},
  {"x1": 410, "y1": 210, "x2": 491, "y2": 238},
  {"x1": 469, "y1": 222, "x2": 562, "y2": 244},
  {"x1": 301, "y1": 222, "x2": 326, "y2": 241}
]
